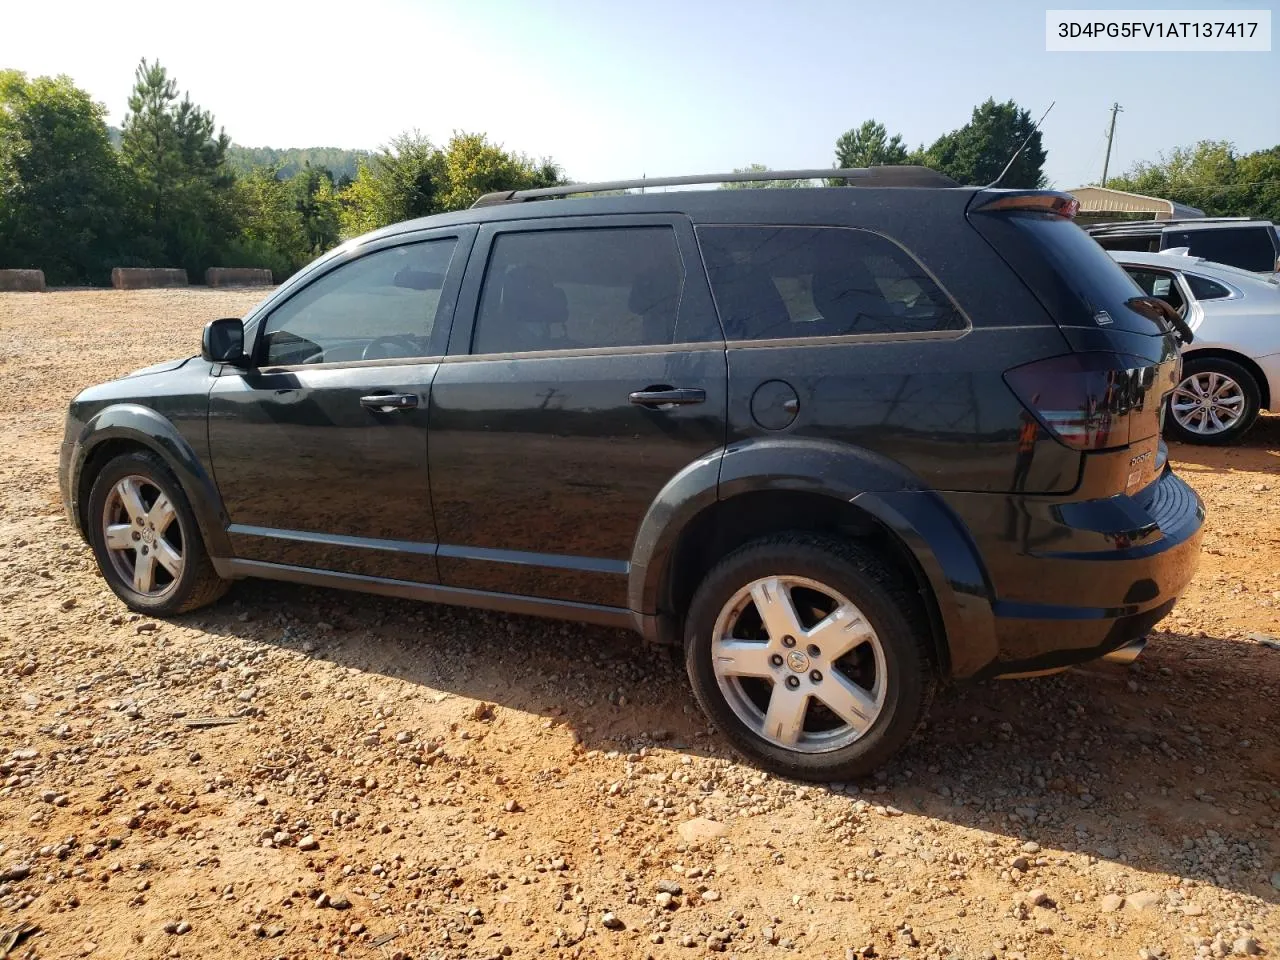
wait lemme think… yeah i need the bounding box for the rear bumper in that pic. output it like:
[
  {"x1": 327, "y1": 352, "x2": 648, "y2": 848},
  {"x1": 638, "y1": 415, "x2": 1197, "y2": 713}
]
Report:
[{"x1": 940, "y1": 466, "x2": 1204, "y2": 678}]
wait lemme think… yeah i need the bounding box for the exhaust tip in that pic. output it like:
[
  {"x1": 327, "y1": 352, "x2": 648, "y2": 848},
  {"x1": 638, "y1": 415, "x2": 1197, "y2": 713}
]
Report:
[{"x1": 1102, "y1": 636, "x2": 1148, "y2": 665}]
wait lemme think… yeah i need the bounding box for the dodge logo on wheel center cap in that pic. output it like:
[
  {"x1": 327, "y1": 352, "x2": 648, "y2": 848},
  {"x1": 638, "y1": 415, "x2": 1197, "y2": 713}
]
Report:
[{"x1": 786, "y1": 650, "x2": 809, "y2": 673}]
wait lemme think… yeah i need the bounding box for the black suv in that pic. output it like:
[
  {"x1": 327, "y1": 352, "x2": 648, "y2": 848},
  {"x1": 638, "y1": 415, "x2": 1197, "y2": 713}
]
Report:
[
  {"x1": 1087, "y1": 217, "x2": 1280, "y2": 274},
  {"x1": 60, "y1": 168, "x2": 1205, "y2": 781}
]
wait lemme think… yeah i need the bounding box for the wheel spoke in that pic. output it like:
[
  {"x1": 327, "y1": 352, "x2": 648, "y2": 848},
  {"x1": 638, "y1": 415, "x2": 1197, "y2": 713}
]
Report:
[
  {"x1": 132, "y1": 550, "x2": 156, "y2": 593},
  {"x1": 761, "y1": 686, "x2": 808, "y2": 745},
  {"x1": 104, "y1": 523, "x2": 135, "y2": 551},
  {"x1": 148, "y1": 494, "x2": 176, "y2": 534},
  {"x1": 815, "y1": 672, "x2": 879, "y2": 732},
  {"x1": 750, "y1": 577, "x2": 804, "y2": 643},
  {"x1": 1208, "y1": 408, "x2": 1225, "y2": 432},
  {"x1": 116, "y1": 478, "x2": 148, "y2": 523},
  {"x1": 713, "y1": 639, "x2": 775, "y2": 679},
  {"x1": 153, "y1": 538, "x2": 183, "y2": 578},
  {"x1": 805, "y1": 603, "x2": 874, "y2": 660}
]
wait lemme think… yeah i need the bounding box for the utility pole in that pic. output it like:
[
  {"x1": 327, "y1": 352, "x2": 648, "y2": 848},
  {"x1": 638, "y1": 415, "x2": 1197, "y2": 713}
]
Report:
[{"x1": 1100, "y1": 102, "x2": 1123, "y2": 187}]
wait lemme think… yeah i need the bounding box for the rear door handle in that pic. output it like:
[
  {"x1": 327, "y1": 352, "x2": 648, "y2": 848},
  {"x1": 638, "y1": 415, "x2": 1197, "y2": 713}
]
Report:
[
  {"x1": 628, "y1": 387, "x2": 706, "y2": 408},
  {"x1": 360, "y1": 393, "x2": 419, "y2": 412}
]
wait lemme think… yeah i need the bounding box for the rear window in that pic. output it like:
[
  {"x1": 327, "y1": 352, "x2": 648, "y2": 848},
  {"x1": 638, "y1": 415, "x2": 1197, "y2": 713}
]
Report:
[
  {"x1": 999, "y1": 214, "x2": 1171, "y2": 336},
  {"x1": 696, "y1": 226, "x2": 965, "y2": 341},
  {"x1": 1164, "y1": 226, "x2": 1276, "y2": 273},
  {"x1": 1185, "y1": 273, "x2": 1232, "y2": 301}
]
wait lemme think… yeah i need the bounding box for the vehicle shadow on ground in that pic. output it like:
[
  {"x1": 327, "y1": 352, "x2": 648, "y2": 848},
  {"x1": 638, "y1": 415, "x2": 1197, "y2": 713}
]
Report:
[
  {"x1": 1167, "y1": 413, "x2": 1280, "y2": 471},
  {"x1": 189, "y1": 580, "x2": 1279, "y2": 905}
]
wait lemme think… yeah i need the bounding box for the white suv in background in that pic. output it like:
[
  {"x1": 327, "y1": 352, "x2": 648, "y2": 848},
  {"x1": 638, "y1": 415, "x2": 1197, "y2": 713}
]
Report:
[{"x1": 1110, "y1": 249, "x2": 1280, "y2": 444}]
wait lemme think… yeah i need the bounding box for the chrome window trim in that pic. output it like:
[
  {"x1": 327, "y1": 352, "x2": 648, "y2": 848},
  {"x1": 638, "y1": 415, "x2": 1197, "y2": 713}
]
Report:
[{"x1": 439, "y1": 341, "x2": 724, "y2": 363}]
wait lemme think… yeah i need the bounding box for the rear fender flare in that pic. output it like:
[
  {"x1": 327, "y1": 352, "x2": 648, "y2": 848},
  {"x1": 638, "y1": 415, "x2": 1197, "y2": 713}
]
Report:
[{"x1": 628, "y1": 437, "x2": 998, "y2": 676}]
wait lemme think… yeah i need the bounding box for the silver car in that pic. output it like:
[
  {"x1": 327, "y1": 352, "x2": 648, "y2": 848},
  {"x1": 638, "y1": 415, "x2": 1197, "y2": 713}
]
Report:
[{"x1": 1110, "y1": 249, "x2": 1280, "y2": 444}]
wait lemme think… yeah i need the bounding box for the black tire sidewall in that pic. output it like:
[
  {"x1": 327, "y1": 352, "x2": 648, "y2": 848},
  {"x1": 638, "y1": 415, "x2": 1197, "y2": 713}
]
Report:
[
  {"x1": 86, "y1": 451, "x2": 207, "y2": 614},
  {"x1": 1166, "y1": 357, "x2": 1260, "y2": 446},
  {"x1": 684, "y1": 536, "x2": 928, "y2": 781}
]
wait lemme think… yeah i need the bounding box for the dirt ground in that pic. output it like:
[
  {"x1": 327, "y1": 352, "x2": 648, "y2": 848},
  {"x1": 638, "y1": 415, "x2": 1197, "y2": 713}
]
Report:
[{"x1": 0, "y1": 290, "x2": 1277, "y2": 960}]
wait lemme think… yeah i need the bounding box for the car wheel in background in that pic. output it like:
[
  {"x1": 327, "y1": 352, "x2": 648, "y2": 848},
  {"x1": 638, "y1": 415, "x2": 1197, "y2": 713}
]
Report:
[{"x1": 1166, "y1": 356, "x2": 1261, "y2": 445}]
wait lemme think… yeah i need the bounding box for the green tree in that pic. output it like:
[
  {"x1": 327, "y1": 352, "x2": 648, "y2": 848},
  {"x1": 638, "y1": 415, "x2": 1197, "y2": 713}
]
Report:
[
  {"x1": 437, "y1": 132, "x2": 563, "y2": 211},
  {"x1": 339, "y1": 131, "x2": 447, "y2": 236},
  {"x1": 0, "y1": 70, "x2": 126, "y2": 284},
  {"x1": 120, "y1": 58, "x2": 235, "y2": 274},
  {"x1": 919, "y1": 99, "x2": 1046, "y2": 188},
  {"x1": 289, "y1": 163, "x2": 341, "y2": 256},
  {"x1": 226, "y1": 166, "x2": 308, "y2": 279},
  {"x1": 1107, "y1": 140, "x2": 1280, "y2": 222},
  {"x1": 719, "y1": 164, "x2": 812, "y2": 189},
  {"x1": 339, "y1": 130, "x2": 564, "y2": 236},
  {"x1": 834, "y1": 120, "x2": 909, "y2": 168}
]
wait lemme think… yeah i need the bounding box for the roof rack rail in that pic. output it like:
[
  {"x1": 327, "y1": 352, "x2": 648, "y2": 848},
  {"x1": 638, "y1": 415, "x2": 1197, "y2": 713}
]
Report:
[
  {"x1": 1087, "y1": 216, "x2": 1257, "y2": 231},
  {"x1": 471, "y1": 165, "x2": 960, "y2": 208}
]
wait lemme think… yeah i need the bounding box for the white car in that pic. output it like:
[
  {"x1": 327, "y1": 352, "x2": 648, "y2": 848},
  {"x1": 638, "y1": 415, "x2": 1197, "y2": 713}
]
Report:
[{"x1": 1109, "y1": 249, "x2": 1280, "y2": 444}]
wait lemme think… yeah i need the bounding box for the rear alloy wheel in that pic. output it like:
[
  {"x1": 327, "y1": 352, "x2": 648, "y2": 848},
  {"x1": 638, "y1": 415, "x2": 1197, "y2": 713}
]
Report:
[
  {"x1": 711, "y1": 575, "x2": 887, "y2": 752},
  {"x1": 87, "y1": 450, "x2": 229, "y2": 615},
  {"x1": 685, "y1": 534, "x2": 934, "y2": 781},
  {"x1": 1166, "y1": 357, "x2": 1260, "y2": 445}
]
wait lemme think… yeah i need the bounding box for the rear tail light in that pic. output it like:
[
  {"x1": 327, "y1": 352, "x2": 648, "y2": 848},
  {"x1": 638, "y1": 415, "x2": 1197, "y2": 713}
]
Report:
[{"x1": 1004, "y1": 352, "x2": 1155, "y2": 451}]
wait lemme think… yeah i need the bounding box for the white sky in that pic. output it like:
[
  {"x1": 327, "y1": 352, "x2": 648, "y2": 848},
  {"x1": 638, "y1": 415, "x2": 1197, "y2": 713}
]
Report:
[{"x1": 5, "y1": 0, "x2": 1278, "y2": 189}]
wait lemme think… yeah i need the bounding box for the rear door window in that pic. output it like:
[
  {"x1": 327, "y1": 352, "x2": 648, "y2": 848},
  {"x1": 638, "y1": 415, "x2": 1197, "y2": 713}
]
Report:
[
  {"x1": 1122, "y1": 267, "x2": 1186, "y2": 313},
  {"x1": 696, "y1": 226, "x2": 965, "y2": 341},
  {"x1": 472, "y1": 227, "x2": 684, "y2": 354},
  {"x1": 1164, "y1": 227, "x2": 1276, "y2": 273}
]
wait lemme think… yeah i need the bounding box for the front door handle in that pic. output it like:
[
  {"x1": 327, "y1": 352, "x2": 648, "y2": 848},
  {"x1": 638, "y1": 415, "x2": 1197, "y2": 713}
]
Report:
[
  {"x1": 629, "y1": 387, "x2": 706, "y2": 408},
  {"x1": 360, "y1": 393, "x2": 419, "y2": 412}
]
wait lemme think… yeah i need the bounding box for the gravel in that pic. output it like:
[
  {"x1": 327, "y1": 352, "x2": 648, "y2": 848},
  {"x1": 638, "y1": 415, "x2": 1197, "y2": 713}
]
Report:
[{"x1": 0, "y1": 290, "x2": 1276, "y2": 959}]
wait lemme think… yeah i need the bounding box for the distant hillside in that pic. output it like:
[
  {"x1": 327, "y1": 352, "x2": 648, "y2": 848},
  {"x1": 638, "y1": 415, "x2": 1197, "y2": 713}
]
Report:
[
  {"x1": 226, "y1": 145, "x2": 369, "y2": 181},
  {"x1": 106, "y1": 126, "x2": 368, "y2": 180}
]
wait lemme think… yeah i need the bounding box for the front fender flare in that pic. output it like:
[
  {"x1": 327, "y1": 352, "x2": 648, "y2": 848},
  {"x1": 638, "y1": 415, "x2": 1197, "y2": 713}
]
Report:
[{"x1": 70, "y1": 404, "x2": 232, "y2": 557}]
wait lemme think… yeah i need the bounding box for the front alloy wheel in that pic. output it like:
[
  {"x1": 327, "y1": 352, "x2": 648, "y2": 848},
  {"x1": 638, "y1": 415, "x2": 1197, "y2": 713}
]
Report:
[
  {"x1": 86, "y1": 450, "x2": 229, "y2": 615},
  {"x1": 102, "y1": 475, "x2": 185, "y2": 597}
]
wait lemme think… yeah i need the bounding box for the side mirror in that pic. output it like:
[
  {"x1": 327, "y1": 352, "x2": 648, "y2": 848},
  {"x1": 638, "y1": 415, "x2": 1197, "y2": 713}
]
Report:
[{"x1": 202, "y1": 317, "x2": 249, "y2": 365}]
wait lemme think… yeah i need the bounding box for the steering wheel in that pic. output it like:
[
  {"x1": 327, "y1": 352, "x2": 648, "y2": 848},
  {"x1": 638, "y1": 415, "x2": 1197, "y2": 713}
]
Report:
[{"x1": 362, "y1": 335, "x2": 419, "y2": 361}]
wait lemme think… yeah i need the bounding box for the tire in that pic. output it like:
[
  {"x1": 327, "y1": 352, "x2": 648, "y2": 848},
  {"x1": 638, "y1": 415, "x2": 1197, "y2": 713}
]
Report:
[
  {"x1": 684, "y1": 533, "x2": 935, "y2": 782},
  {"x1": 1165, "y1": 356, "x2": 1261, "y2": 445},
  {"x1": 86, "y1": 450, "x2": 229, "y2": 615}
]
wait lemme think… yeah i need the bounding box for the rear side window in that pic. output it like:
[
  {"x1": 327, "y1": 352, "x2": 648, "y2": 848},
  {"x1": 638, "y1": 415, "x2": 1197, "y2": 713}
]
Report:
[
  {"x1": 996, "y1": 214, "x2": 1167, "y2": 336},
  {"x1": 472, "y1": 227, "x2": 684, "y2": 354},
  {"x1": 697, "y1": 226, "x2": 964, "y2": 341},
  {"x1": 1164, "y1": 227, "x2": 1276, "y2": 273},
  {"x1": 1185, "y1": 273, "x2": 1232, "y2": 301}
]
